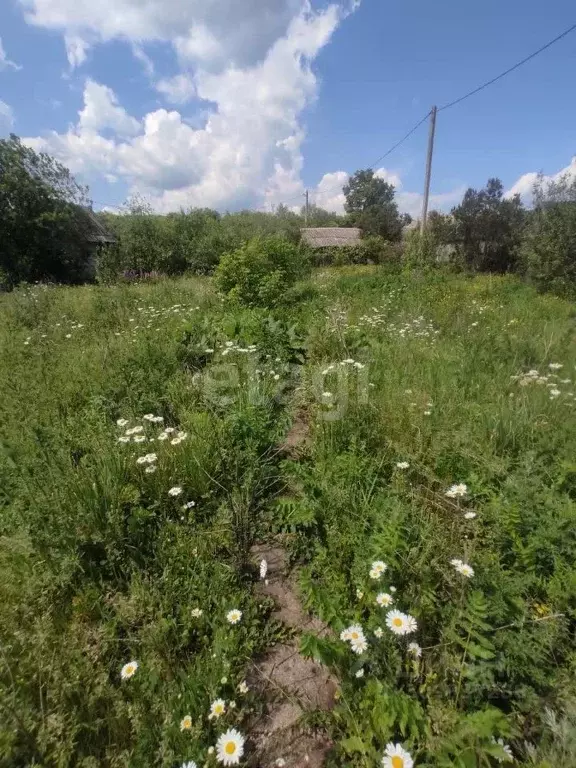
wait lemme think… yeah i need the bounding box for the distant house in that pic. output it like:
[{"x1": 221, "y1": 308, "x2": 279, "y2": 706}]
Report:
[
  {"x1": 74, "y1": 206, "x2": 117, "y2": 280},
  {"x1": 300, "y1": 227, "x2": 361, "y2": 248}
]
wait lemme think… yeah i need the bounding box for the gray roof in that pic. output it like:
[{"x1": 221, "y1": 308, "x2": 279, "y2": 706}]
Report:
[
  {"x1": 301, "y1": 227, "x2": 361, "y2": 248},
  {"x1": 76, "y1": 206, "x2": 117, "y2": 244}
]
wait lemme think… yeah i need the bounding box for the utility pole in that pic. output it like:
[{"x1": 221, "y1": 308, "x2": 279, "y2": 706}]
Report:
[
  {"x1": 304, "y1": 189, "x2": 309, "y2": 226},
  {"x1": 420, "y1": 105, "x2": 437, "y2": 234}
]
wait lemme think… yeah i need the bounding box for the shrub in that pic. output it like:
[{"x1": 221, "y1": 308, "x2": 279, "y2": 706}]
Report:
[{"x1": 214, "y1": 236, "x2": 308, "y2": 307}]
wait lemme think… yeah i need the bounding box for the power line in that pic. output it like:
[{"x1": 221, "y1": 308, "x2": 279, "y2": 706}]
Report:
[
  {"x1": 367, "y1": 110, "x2": 431, "y2": 169},
  {"x1": 439, "y1": 21, "x2": 576, "y2": 112}
]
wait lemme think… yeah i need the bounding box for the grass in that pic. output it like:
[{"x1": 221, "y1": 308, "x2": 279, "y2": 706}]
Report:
[{"x1": 1, "y1": 267, "x2": 576, "y2": 767}]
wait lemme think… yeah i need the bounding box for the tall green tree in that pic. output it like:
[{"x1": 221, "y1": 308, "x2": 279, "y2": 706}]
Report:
[
  {"x1": 343, "y1": 169, "x2": 407, "y2": 240},
  {"x1": 0, "y1": 134, "x2": 91, "y2": 287},
  {"x1": 451, "y1": 178, "x2": 524, "y2": 272}
]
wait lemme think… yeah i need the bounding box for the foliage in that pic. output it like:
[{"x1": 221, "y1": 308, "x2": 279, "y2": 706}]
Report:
[
  {"x1": 520, "y1": 173, "x2": 576, "y2": 296},
  {"x1": 0, "y1": 134, "x2": 93, "y2": 288},
  {"x1": 343, "y1": 168, "x2": 409, "y2": 241},
  {"x1": 309, "y1": 236, "x2": 403, "y2": 267},
  {"x1": 214, "y1": 235, "x2": 308, "y2": 307},
  {"x1": 451, "y1": 178, "x2": 525, "y2": 273}
]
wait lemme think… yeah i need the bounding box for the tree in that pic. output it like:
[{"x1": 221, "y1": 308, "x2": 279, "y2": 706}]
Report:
[
  {"x1": 451, "y1": 178, "x2": 524, "y2": 272},
  {"x1": 520, "y1": 172, "x2": 576, "y2": 295},
  {"x1": 0, "y1": 134, "x2": 92, "y2": 287},
  {"x1": 343, "y1": 169, "x2": 405, "y2": 240}
]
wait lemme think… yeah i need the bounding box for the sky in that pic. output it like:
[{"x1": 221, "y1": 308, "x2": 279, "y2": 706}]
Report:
[{"x1": 1, "y1": 0, "x2": 575, "y2": 217}]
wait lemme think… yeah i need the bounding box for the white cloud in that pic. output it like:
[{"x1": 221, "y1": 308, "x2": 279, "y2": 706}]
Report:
[
  {"x1": 78, "y1": 79, "x2": 141, "y2": 136},
  {"x1": 313, "y1": 170, "x2": 348, "y2": 212},
  {"x1": 0, "y1": 101, "x2": 15, "y2": 134},
  {"x1": 505, "y1": 157, "x2": 576, "y2": 203},
  {"x1": 397, "y1": 187, "x2": 466, "y2": 219},
  {"x1": 155, "y1": 74, "x2": 196, "y2": 105},
  {"x1": 24, "y1": 3, "x2": 353, "y2": 212},
  {"x1": 0, "y1": 37, "x2": 22, "y2": 71},
  {"x1": 64, "y1": 34, "x2": 88, "y2": 67}
]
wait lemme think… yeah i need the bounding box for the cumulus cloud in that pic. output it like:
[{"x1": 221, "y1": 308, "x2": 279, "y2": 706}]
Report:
[
  {"x1": 0, "y1": 37, "x2": 22, "y2": 71},
  {"x1": 24, "y1": 3, "x2": 352, "y2": 211},
  {"x1": 155, "y1": 74, "x2": 196, "y2": 105},
  {"x1": 0, "y1": 101, "x2": 15, "y2": 134},
  {"x1": 505, "y1": 157, "x2": 576, "y2": 203}
]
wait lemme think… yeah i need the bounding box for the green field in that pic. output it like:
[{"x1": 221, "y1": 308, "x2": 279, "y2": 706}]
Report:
[{"x1": 1, "y1": 268, "x2": 575, "y2": 767}]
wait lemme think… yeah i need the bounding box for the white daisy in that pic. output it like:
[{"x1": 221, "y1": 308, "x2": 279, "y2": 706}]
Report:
[
  {"x1": 238, "y1": 680, "x2": 249, "y2": 694},
  {"x1": 183, "y1": 501, "x2": 196, "y2": 510},
  {"x1": 341, "y1": 624, "x2": 363, "y2": 643},
  {"x1": 355, "y1": 668, "x2": 365, "y2": 678},
  {"x1": 350, "y1": 634, "x2": 368, "y2": 654},
  {"x1": 180, "y1": 714, "x2": 193, "y2": 731},
  {"x1": 494, "y1": 738, "x2": 513, "y2": 762},
  {"x1": 125, "y1": 426, "x2": 144, "y2": 435},
  {"x1": 133, "y1": 435, "x2": 146, "y2": 443},
  {"x1": 396, "y1": 462, "x2": 410, "y2": 470},
  {"x1": 164, "y1": 427, "x2": 176, "y2": 434},
  {"x1": 259, "y1": 559, "x2": 268, "y2": 579},
  {"x1": 386, "y1": 610, "x2": 418, "y2": 636},
  {"x1": 275, "y1": 760, "x2": 286, "y2": 767},
  {"x1": 446, "y1": 483, "x2": 468, "y2": 498},
  {"x1": 168, "y1": 486, "x2": 183, "y2": 496},
  {"x1": 209, "y1": 699, "x2": 226, "y2": 719},
  {"x1": 382, "y1": 742, "x2": 414, "y2": 768},
  {"x1": 356, "y1": 589, "x2": 364, "y2": 600},
  {"x1": 191, "y1": 608, "x2": 203, "y2": 618},
  {"x1": 464, "y1": 512, "x2": 477, "y2": 519},
  {"x1": 374, "y1": 627, "x2": 384, "y2": 639},
  {"x1": 118, "y1": 436, "x2": 130, "y2": 443},
  {"x1": 116, "y1": 418, "x2": 129, "y2": 427},
  {"x1": 157, "y1": 432, "x2": 170, "y2": 441},
  {"x1": 215, "y1": 728, "x2": 245, "y2": 765},
  {"x1": 226, "y1": 609, "x2": 242, "y2": 625},
  {"x1": 145, "y1": 465, "x2": 157, "y2": 474},
  {"x1": 549, "y1": 363, "x2": 563, "y2": 370},
  {"x1": 370, "y1": 560, "x2": 387, "y2": 579},
  {"x1": 143, "y1": 414, "x2": 156, "y2": 421},
  {"x1": 451, "y1": 560, "x2": 474, "y2": 578},
  {"x1": 120, "y1": 660, "x2": 138, "y2": 680},
  {"x1": 408, "y1": 642, "x2": 422, "y2": 658},
  {"x1": 549, "y1": 388, "x2": 561, "y2": 397},
  {"x1": 376, "y1": 592, "x2": 394, "y2": 607},
  {"x1": 181, "y1": 762, "x2": 197, "y2": 768}
]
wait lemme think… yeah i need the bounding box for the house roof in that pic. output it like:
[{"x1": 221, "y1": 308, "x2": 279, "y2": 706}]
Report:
[
  {"x1": 301, "y1": 227, "x2": 361, "y2": 248},
  {"x1": 75, "y1": 206, "x2": 117, "y2": 244}
]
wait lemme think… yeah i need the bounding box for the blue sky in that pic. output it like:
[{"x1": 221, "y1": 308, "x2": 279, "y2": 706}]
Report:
[{"x1": 1, "y1": 0, "x2": 575, "y2": 215}]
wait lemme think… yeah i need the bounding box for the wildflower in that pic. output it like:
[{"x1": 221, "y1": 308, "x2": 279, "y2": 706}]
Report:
[
  {"x1": 355, "y1": 668, "x2": 365, "y2": 678},
  {"x1": 464, "y1": 511, "x2": 477, "y2": 519},
  {"x1": 65, "y1": 333, "x2": 72, "y2": 338},
  {"x1": 374, "y1": 627, "x2": 383, "y2": 639},
  {"x1": 549, "y1": 363, "x2": 563, "y2": 370},
  {"x1": 220, "y1": 676, "x2": 228, "y2": 685},
  {"x1": 356, "y1": 589, "x2": 364, "y2": 600},
  {"x1": 183, "y1": 501, "x2": 196, "y2": 510},
  {"x1": 180, "y1": 714, "x2": 193, "y2": 731},
  {"x1": 446, "y1": 482, "x2": 468, "y2": 498},
  {"x1": 451, "y1": 559, "x2": 474, "y2": 578},
  {"x1": 376, "y1": 592, "x2": 394, "y2": 607},
  {"x1": 191, "y1": 608, "x2": 203, "y2": 618},
  {"x1": 350, "y1": 634, "x2": 368, "y2": 654},
  {"x1": 168, "y1": 486, "x2": 183, "y2": 496},
  {"x1": 208, "y1": 747, "x2": 215, "y2": 755},
  {"x1": 226, "y1": 609, "x2": 242, "y2": 625},
  {"x1": 215, "y1": 728, "x2": 245, "y2": 765},
  {"x1": 229, "y1": 700, "x2": 236, "y2": 709},
  {"x1": 275, "y1": 760, "x2": 286, "y2": 767},
  {"x1": 151, "y1": 416, "x2": 164, "y2": 423},
  {"x1": 209, "y1": 699, "x2": 226, "y2": 719},
  {"x1": 259, "y1": 559, "x2": 268, "y2": 579},
  {"x1": 164, "y1": 427, "x2": 176, "y2": 434},
  {"x1": 116, "y1": 418, "x2": 129, "y2": 427},
  {"x1": 145, "y1": 465, "x2": 157, "y2": 474},
  {"x1": 396, "y1": 461, "x2": 410, "y2": 470},
  {"x1": 238, "y1": 680, "x2": 249, "y2": 694},
  {"x1": 408, "y1": 642, "x2": 422, "y2": 658},
  {"x1": 423, "y1": 410, "x2": 432, "y2": 416},
  {"x1": 143, "y1": 413, "x2": 155, "y2": 421},
  {"x1": 181, "y1": 762, "x2": 197, "y2": 768},
  {"x1": 389, "y1": 586, "x2": 397, "y2": 593},
  {"x1": 494, "y1": 738, "x2": 513, "y2": 762},
  {"x1": 120, "y1": 661, "x2": 138, "y2": 680},
  {"x1": 382, "y1": 742, "x2": 414, "y2": 768},
  {"x1": 549, "y1": 388, "x2": 561, "y2": 397},
  {"x1": 386, "y1": 610, "x2": 418, "y2": 635},
  {"x1": 134, "y1": 435, "x2": 146, "y2": 443},
  {"x1": 136, "y1": 453, "x2": 157, "y2": 465},
  {"x1": 158, "y1": 432, "x2": 170, "y2": 441},
  {"x1": 118, "y1": 436, "x2": 130, "y2": 443},
  {"x1": 369, "y1": 560, "x2": 387, "y2": 580},
  {"x1": 125, "y1": 426, "x2": 144, "y2": 435}
]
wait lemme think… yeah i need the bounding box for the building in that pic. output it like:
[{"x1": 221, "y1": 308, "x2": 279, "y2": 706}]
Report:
[{"x1": 300, "y1": 227, "x2": 361, "y2": 248}]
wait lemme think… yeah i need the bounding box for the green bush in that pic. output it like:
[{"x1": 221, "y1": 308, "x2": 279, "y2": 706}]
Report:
[
  {"x1": 309, "y1": 236, "x2": 402, "y2": 267},
  {"x1": 214, "y1": 236, "x2": 308, "y2": 307}
]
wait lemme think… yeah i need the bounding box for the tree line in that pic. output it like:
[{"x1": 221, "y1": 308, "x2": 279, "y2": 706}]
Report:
[{"x1": 2, "y1": 133, "x2": 576, "y2": 296}]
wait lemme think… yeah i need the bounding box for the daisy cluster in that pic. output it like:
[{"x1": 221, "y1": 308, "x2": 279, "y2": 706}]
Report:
[
  {"x1": 120, "y1": 613, "x2": 248, "y2": 765},
  {"x1": 511, "y1": 365, "x2": 573, "y2": 401},
  {"x1": 116, "y1": 415, "x2": 188, "y2": 447}
]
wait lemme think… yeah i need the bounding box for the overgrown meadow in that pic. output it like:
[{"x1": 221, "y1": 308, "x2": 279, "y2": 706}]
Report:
[{"x1": 1, "y1": 267, "x2": 575, "y2": 767}]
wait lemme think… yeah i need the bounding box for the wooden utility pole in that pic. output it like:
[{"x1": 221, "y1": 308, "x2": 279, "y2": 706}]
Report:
[
  {"x1": 304, "y1": 189, "x2": 309, "y2": 226},
  {"x1": 420, "y1": 106, "x2": 437, "y2": 234}
]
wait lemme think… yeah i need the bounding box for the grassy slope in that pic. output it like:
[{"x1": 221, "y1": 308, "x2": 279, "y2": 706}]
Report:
[{"x1": 1, "y1": 268, "x2": 575, "y2": 766}]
